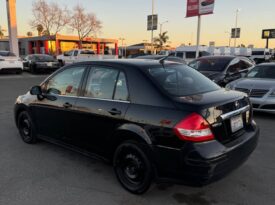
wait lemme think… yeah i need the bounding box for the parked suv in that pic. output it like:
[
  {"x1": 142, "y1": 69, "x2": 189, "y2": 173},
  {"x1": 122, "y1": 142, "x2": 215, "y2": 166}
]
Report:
[{"x1": 14, "y1": 59, "x2": 259, "y2": 194}]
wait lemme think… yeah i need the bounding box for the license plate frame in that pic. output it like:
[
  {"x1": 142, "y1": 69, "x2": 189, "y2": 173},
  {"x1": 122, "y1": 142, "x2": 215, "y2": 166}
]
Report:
[{"x1": 230, "y1": 114, "x2": 244, "y2": 133}]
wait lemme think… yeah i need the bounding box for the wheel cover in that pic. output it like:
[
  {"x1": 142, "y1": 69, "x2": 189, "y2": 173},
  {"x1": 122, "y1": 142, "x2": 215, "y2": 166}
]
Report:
[
  {"x1": 19, "y1": 115, "x2": 31, "y2": 141},
  {"x1": 116, "y1": 147, "x2": 146, "y2": 186}
]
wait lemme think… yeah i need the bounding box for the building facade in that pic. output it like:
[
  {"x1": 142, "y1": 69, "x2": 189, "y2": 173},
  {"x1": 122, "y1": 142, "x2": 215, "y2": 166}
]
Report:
[{"x1": 0, "y1": 34, "x2": 119, "y2": 56}]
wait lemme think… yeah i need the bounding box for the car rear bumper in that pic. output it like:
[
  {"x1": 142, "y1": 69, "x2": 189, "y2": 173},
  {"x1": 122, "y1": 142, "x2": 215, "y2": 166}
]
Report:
[
  {"x1": 0, "y1": 62, "x2": 23, "y2": 72},
  {"x1": 152, "y1": 123, "x2": 259, "y2": 186}
]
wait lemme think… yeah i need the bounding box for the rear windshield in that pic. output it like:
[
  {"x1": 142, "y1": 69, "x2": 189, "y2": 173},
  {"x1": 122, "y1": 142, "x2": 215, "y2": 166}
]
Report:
[
  {"x1": 189, "y1": 58, "x2": 231, "y2": 72},
  {"x1": 147, "y1": 64, "x2": 220, "y2": 96},
  {"x1": 80, "y1": 50, "x2": 95, "y2": 55},
  {"x1": 252, "y1": 51, "x2": 265, "y2": 55},
  {"x1": 246, "y1": 66, "x2": 275, "y2": 79},
  {"x1": 0, "y1": 51, "x2": 16, "y2": 57},
  {"x1": 32, "y1": 55, "x2": 55, "y2": 61}
]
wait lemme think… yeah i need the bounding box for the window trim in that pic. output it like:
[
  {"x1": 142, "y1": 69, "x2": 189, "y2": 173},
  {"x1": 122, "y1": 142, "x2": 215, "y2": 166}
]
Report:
[{"x1": 80, "y1": 66, "x2": 131, "y2": 102}]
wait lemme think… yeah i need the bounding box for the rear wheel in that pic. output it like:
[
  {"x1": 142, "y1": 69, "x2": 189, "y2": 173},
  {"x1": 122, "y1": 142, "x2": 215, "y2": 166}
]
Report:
[
  {"x1": 113, "y1": 141, "x2": 153, "y2": 194},
  {"x1": 17, "y1": 111, "x2": 37, "y2": 144}
]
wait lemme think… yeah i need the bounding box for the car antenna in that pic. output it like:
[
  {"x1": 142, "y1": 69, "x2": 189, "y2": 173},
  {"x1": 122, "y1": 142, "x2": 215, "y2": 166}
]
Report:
[{"x1": 159, "y1": 53, "x2": 174, "y2": 66}]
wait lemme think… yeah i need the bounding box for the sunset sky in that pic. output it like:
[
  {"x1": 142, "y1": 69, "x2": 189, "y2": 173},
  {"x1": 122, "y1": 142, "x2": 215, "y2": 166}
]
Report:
[{"x1": 0, "y1": 0, "x2": 275, "y2": 48}]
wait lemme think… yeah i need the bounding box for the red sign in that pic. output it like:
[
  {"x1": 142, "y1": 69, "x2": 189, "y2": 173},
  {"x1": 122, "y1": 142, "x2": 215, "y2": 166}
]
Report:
[{"x1": 186, "y1": 0, "x2": 215, "y2": 17}]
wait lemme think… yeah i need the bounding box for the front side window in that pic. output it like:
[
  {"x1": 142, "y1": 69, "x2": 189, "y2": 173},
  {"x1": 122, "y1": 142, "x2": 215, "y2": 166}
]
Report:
[
  {"x1": 147, "y1": 64, "x2": 220, "y2": 96},
  {"x1": 193, "y1": 58, "x2": 231, "y2": 72},
  {"x1": 44, "y1": 66, "x2": 85, "y2": 96},
  {"x1": 85, "y1": 67, "x2": 119, "y2": 99},
  {"x1": 227, "y1": 58, "x2": 241, "y2": 73}
]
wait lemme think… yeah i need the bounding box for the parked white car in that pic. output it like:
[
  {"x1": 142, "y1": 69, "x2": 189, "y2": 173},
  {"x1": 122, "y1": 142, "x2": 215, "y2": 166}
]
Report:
[
  {"x1": 57, "y1": 49, "x2": 117, "y2": 65},
  {"x1": 0, "y1": 51, "x2": 23, "y2": 74}
]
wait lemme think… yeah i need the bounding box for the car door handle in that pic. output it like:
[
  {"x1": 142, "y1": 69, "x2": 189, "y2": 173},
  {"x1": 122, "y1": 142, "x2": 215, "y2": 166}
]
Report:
[
  {"x1": 63, "y1": 102, "x2": 72, "y2": 108},
  {"x1": 108, "y1": 108, "x2": 121, "y2": 115}
]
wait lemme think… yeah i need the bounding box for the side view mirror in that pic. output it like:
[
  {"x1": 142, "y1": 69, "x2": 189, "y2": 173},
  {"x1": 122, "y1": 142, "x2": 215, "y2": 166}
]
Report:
[{"x1": 30, "y1": 86, "x2": 42, "y2": 95}]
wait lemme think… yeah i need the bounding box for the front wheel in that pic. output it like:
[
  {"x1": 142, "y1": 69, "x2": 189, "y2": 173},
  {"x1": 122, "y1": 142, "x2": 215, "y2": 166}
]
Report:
[
  {"x1": 17, "y1": 111, "x2": 37, "y2": 144},
  {"x1": 113, "y1": 141, "x2": 153, "y2": 194}
]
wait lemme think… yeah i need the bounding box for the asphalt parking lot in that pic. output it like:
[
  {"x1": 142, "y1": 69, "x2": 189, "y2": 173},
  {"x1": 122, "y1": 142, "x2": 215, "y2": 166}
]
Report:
[{"x1": 0, "y1": 72, "x2": 275, "y2": 205}]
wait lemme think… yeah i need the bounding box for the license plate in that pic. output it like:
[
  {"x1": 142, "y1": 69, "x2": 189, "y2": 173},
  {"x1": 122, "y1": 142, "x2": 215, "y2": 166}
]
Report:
[
  {"x1": 47, "y1": 62, "x2": 52, "y2": 67},
  {"x1": 9, "y1": 61, "x2": 15, "y2": 63},
  {"x1": 230, "y1": 115, "x2": 243, "y2": 133}
]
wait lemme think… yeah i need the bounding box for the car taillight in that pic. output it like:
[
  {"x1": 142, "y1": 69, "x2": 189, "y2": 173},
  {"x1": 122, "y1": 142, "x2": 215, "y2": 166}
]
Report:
[{"x1": 173, "y1": 113, "x2": 214, "y2": 142}]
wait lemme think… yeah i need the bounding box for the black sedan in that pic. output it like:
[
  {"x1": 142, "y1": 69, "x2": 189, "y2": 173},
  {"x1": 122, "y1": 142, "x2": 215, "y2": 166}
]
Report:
[
  {"x1": 23, "y1": 54, "x2": 61, "y2": 74},
  {"x1": 189, "y1": 56, "x2": 255, "y2": 86},
  {"x1": 14, "y1": 59, "x2": 259, "y2": 194}
]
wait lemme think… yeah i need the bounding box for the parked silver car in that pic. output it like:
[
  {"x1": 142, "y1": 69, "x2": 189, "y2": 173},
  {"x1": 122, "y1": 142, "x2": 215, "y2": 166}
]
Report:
[{"x1": 226, "y1": 63, "x2": 275, "y2": 113}]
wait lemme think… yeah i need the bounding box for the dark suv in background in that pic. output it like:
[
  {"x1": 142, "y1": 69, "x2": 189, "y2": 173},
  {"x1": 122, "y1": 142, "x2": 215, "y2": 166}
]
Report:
[
  {"x1": 14, "y1": 59, "x2": 259, "y2": 194},
  {"x1": 189, "y1": 56, "x2": 255, "y2": 86}
]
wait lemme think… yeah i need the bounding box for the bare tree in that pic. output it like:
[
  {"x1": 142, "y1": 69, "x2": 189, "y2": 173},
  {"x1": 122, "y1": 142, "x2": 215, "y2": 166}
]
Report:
[
  {"x1": 30, "y1": 0, "x2": 70, "y2": 53},
  {"x1": 69, "y1": 5, "x2": 102, "y2": 48}
]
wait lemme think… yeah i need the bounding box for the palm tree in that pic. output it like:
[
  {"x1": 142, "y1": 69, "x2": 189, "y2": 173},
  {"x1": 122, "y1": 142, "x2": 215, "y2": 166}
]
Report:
[
  {"x1": 37, "y1": 24, "x2": 44, "y2": 36},
  {"x1": 154, "y1": 31, "x2": 169, "y2": 51}
]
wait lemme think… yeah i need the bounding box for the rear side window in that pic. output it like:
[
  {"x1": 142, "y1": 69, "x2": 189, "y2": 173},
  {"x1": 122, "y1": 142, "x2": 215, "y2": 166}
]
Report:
[
  {"x1": 114, "y1": 72, "x2": 129, "y2": 101},
  {"x1": 147, "y1": 65, "x2": 220, "y2": 96},
  {"x1": 84, "y1": 67, "x2": 119, "y2": 99}
]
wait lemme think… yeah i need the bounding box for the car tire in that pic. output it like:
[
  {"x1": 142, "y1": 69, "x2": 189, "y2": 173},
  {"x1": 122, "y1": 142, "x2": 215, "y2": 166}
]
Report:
[
  {"x1": 113, "y1": 141, "x2": 153, "y2": 194},
  {"x1": 16, "y1": 70, "x2": 23, "y2": 75},
  {"x1": 17, "y1": 111, "x2": 37, "y2": 144},
  {"x1": 30, "y1": 65, "x2": 36, "y2": 74}
]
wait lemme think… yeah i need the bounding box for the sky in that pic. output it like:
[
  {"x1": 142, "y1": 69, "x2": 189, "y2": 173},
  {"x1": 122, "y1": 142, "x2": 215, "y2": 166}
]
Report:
[{"x1": 0, "y1": 0, "x2": 275, "y2": 48}]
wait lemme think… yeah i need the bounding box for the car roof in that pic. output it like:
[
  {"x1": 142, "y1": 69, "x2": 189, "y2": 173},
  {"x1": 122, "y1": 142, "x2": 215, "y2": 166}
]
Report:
[
  {"x1": 72, "y1": 59, "x2": 181, "y2": 69},
  {"x1": 197, "y1": 55, "x2": 236, "y2": 60}
]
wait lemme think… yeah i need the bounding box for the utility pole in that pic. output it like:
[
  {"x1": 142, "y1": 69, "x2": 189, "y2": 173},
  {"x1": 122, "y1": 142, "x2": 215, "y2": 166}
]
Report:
[
  {"x1": 151, "y1": 0, "x2": 154, "y2": 54},
  {"x1": 6, "y1": 0, "x2": 19, "y2": 56},
  {"x1": 195, "y1": 15, "x2": 201, "y2": 58},
  {"x1": 234, "y1": 9, "x2": 241, "y2": 47},
  {"x1": 159, "y1": 20, "x2": 168, "y2": 35}
]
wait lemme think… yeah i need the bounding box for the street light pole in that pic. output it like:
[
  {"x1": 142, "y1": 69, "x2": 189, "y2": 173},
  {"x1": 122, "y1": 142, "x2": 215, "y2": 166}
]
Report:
[
  {"x1": 234, "y1": 9, "x2": 241, "y2": 47},
  {"x1": 119, "y1": 37, "x2": 125, "y2": 57},
  {"x1": 151, "y1": 0, "x2": 154, "y2": 54},
  {"x1": 159, "y1": 20, "x2": 168, "y2": 35}
]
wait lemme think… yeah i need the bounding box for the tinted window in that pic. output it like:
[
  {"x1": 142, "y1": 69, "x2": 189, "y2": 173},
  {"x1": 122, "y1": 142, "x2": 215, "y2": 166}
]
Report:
[
  {"x1": 73, "y1": 50, "x2": 78, "y2": 56},
  {"x1": 239, "y1": 59, "x2": 253, "y2": 69},
  {"x1": 246, "y1": 66, "x2": 275, "y2": 79},
  {"x1": 80, "y1": 50, "x2": 95, "y2": 55},
  {"x1": 186, "y1": 52, "x2": 196, "y2": 59},
  {"x1": 227, "y1": 58, "x2": 241, "y2": 73},
  {"x1": 33, "y1": 55, "x2": 55, "y2": 61},
  {"x1": 45, "y1": 66, "x2": 85, "y2": 96},
  {"x1": 176, "y1": 52, "x2": 184, "y2": 58},
  {"x1": 193, "y1": 58, "x2": 232, "y2": 72},
  {"x1": 252, "y1": 51, "x2": 264, "y2": 55},
  {"x1": 147, "y1": 65, "x2": 220, "y2": 96},
  {"x1": 114, "y1": 72, "x2": 129, "y2": 101},
  {"x1": 85, "y1": 67, "x2": 119, "y2": 99}
]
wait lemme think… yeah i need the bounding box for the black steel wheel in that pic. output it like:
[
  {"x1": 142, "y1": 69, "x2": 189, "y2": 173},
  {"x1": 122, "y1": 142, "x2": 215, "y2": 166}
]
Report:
[
  {"x1": 17, "y1": 111, "x2": 37, "y2": 144},
  {"x1": 113, "y1": 141, "x2": 153, "y2": 194}
]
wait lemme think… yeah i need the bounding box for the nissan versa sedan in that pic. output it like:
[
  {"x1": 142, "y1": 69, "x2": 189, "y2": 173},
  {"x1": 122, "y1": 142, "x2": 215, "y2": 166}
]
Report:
[
  {"x1": 226, "y1": 63, "x2": 275, "y2": 114},
  {"x1": 23, "y1": 54, "x2": 60, "y2": 74},
  {"x1": 14, "y1": 59, "x2": 259, "y2": 194},
  {"x1": 189, "y1": 56, "x2": 254, "y2": 86}
]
